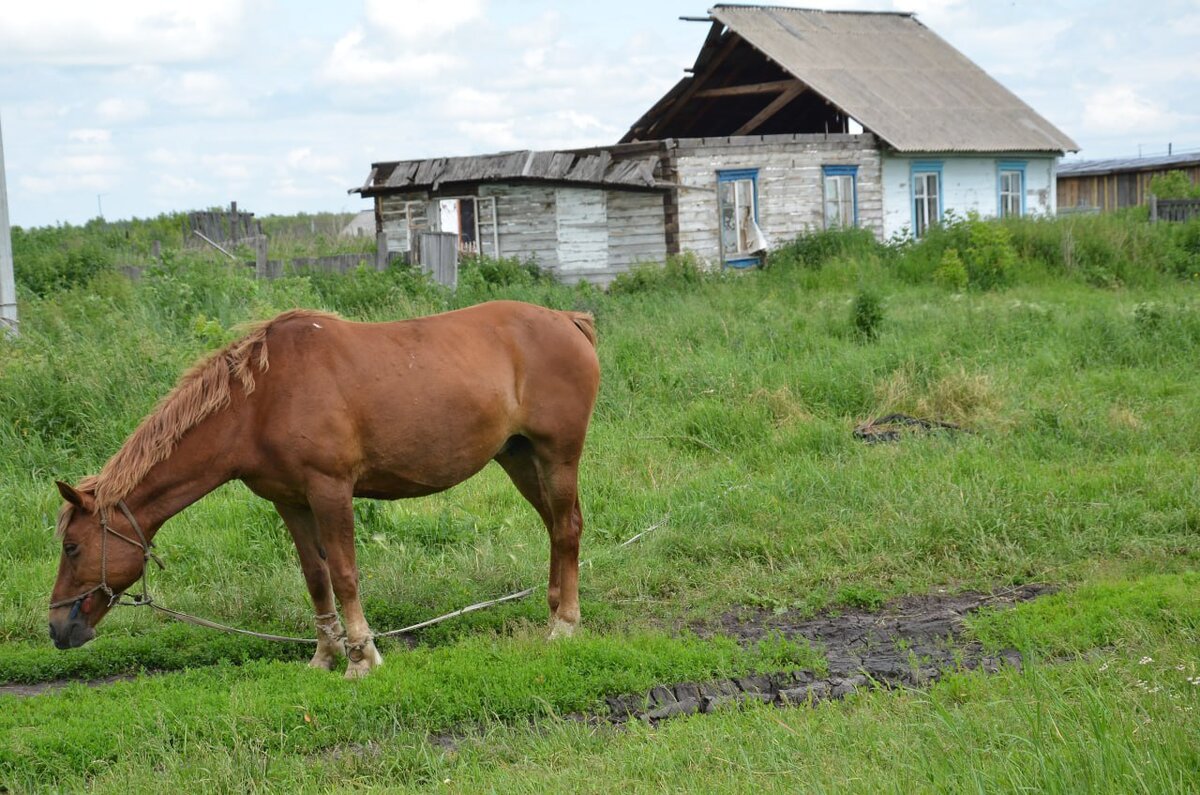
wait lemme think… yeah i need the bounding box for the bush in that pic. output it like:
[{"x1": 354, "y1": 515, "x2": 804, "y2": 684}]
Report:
[
  {"x1": 608, "y1": 252, "x2": 707, "y2": 295},
  {"x1": 1148, "y1": 170, "x2": 1200, "y2": 200},
  {"x1": 458, "y1": 254, "x2": 551, "y2": 289},
  {"x1": 770, "y1": 226, "x2": 884, "y2": 271},
  {"x1": 933, "y1": 248, "x2": 969, "y2": 291},
  {"x1": 852, "y1": 288, "x2": 883, "y2": 339}
]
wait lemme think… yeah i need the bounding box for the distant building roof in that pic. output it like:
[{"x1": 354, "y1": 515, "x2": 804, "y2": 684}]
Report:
[
  {"x1": 354, "y1": 144, "x2": 669, "y2": 197},
  {"x1": 625, "y1": 5, "x2": 1077, "y2": 153},
  {"x1": 1057, "y1": 151, "x2": 1200, "y2": 178}
]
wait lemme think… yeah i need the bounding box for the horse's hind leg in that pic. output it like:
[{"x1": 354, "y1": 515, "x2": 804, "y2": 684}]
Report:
[
  {"x1": 307, "y1": 482, "x2": 384, "y2": 678},
  {"x1": 274, "y1": 501, "x2": 345, "y2": 670},
  {"x1": 496, "y1": 442, "x2": 583, "y2": 637}
]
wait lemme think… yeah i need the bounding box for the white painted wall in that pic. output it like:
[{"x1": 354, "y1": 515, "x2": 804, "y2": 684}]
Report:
[{"x1": 881, "y1": 154, "x2": 1058, "y2": 240}]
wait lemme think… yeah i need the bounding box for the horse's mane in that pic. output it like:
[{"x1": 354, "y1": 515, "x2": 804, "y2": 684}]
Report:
[{"x1": 77, "y1": 308, "x2": 336, "y2": 510}]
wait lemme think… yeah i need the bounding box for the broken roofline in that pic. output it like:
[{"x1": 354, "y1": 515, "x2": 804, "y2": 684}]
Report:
[
  {"x1": 625, "y1": 6, "x2": 1077, "y2": 153},
  {"x1": 349, "y1": 133, "x2": 886, "y2": 197},
  {"x1": 352, "y1": 142, "x2": 672, "y2": 198}
]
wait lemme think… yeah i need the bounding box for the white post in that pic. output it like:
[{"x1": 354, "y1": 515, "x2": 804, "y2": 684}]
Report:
[{"x1": 0, "y1": 112, "x2": 18, "y2": 336}]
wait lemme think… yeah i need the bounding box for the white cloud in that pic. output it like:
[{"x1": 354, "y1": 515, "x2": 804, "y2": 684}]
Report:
[
  {"x1": 364, "y1": 0, "x2": 486, "y2": 42},
  {"x1": 97, "y1": 97, "x2": 150, "y2": 124},
  {"x1": 68, "y1": 129, "x2": 112, "y2": 145},
  {"x1": 319, "y1": 27, "x2": 460, "y2": 86},
  {"x1": 1082, "y1": 84, "x2": 1180, "y2": 135},
  {"x1": 0, "y1": 0, "x2": 249, "y2": 65},
  {"x1": 441, "y1": 88, "x2": 510, "y2": 120},
  {"x1": 455, "y1": 120, "x2": 520, "y2": 150},
  {"x1": 284, "y1": 147, "x2": 344, "y2": 174}
]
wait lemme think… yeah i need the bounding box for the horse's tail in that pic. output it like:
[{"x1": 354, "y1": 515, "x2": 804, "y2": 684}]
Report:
[{"x1": 566, "y1": 311, "x2": 597, "y2": 349}]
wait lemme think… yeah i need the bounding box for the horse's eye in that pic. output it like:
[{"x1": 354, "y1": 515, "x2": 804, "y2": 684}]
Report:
[{"x1": 64, "y1": 543, "x2": 79, "y2": 557}]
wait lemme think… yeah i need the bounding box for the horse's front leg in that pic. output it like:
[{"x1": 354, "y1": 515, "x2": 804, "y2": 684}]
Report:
[
  {"x1": 309, "y1": 484, "x2": 383, "y2": 679},
  {"x1": 275, "y1": 501, "x2": 345, "y2": 670}
]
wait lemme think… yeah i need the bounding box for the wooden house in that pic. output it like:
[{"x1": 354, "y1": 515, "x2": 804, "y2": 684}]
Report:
[
  {"x1": 354, "y1": 5, "x2": 1077, "y2": 283},
  {"x1": 1057, "y1": 153, "x2": 1200, "y2": 213}
]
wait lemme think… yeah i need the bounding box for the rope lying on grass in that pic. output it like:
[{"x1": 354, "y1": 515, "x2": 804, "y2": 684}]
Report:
[
  {"x1": 853, "y1": 413, "x2": 966, "y2": 444},
  {"x1": 135, "y1": 514, "x2": 673, "y2": 645}
]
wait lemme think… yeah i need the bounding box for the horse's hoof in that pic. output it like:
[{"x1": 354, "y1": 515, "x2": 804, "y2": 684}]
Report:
[
  {"x1": 308, "y1": 652, "x2": 337, "y2": 671},
  {"x1": 548, "y1": 617, "x2": 578, "y2": 640}
]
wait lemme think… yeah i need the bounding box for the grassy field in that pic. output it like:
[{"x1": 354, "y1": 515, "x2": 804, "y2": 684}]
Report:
[{"x1": 2, "y1": 213, "x2": 1200, "y2": 791}]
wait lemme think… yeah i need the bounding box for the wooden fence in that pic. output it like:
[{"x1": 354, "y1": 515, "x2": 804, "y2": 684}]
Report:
[
  {"x1": 185, "y1": 203, "x2": 261, "y2": 250},
  {"x1": 1150, "y1": 195, "x2": 1200, "y2": 223}
]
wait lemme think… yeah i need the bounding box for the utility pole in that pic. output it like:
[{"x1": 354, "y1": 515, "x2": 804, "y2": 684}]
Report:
[{"x1": 0, "y1": 112, "x2": 18, "y2": 337}]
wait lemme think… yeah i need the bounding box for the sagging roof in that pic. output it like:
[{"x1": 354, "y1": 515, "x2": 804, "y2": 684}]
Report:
[
  {"x1": 1057, "y1": 151, "x2": 1200, "y2": 178},
  {"x1": 624, "y1": 5, "x2": 1078, "y2": 154},
  {"x1": 354, "y1": 144, "x2": 669, "y2": 197}
]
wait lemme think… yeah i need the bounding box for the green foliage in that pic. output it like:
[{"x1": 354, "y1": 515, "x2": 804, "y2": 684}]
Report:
[
  {"x1": 1148, "y1": 170, "x2": 1200, "y2": 199},
  {"x1": 458, "y1": 254, "x2": 550, "y2": 291},
  {"x1": 851, "y1": 288, "x2": 883, "y2": 339},
  {"x1": 770, "y1": 226, "x2": 884, "y2": 271},
  {"x1": 933, "y1": 247, "x2": 969, "y2": 290},
  {"x1": 608, "y1": 253, "x2": 707, "y2": 295}
]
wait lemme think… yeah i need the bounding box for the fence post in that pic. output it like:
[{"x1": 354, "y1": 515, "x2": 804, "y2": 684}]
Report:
[
  {"x1": 376, "y1": 231, "x2": 389, "y2": 271},
  {"x1": 1149, "y1": 194, "x2": 1158, "y2": 223},
  {"x1": 255, "y1": 235, "x2": 269, "y2": 279}
]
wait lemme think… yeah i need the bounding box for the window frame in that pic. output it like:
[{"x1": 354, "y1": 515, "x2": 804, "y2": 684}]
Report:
[
  {"x1": 910, "y1": 160, "x2": 943, "y2": 238},
  {"x1": 997, "y1": 160, "x2": 1027, "y2": 218},
  {"x1": 717, "y1": 168, "x2": 761, "y2": 269},
  {"x1": 822, "y1": 164, "x2": 859, "y2": 229}
]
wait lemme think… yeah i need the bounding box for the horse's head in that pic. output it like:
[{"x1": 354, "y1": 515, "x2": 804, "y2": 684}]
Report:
[{"x1": 48, "y1": 481, "x2": 146, "y2": 649}]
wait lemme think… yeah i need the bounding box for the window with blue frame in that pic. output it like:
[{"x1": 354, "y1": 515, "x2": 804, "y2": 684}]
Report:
[
  {"x1": 717, "y1": 168, "x2": 762, "y2": 268},
  {"x1": 823, "y1": 165, "x2": 858, "y2": 229},
  {"x1": 911, "y1": 161, "x2": 942, "y2": 238},
  {"x1": 998, "y1": 160, "x2": 1026, "y2": 217}
]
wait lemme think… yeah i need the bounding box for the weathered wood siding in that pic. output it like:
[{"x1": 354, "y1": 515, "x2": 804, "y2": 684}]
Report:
[
  {"x1": 555, "y1": 188, "x2": 608, "y2": 281},
  {"x1": 671, "y1": 133, "x2": 883, "y2": 266},
  {"x1": 378, "y1": 183, "x2": 669, "y2": 285},
  {"x1": 607, "y1": 191, "x2": 668, "y2": 275},
  {"x1": 1057, "y1": 163, "x2": 1200, "y2": 212},
  {"x1": 479, "y1": 184, "x2": 558, "y2": 268}
]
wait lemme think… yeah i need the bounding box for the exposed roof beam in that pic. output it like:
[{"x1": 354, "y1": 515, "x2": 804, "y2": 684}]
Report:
[
  {"x1": 643, "y1": 32, "x2": 743, "y2": 139},
  {"x1": 679, "y1": 15, "x2": 712, "y2": 21},
  {"x1": 733, "y1": 83, "x2": 805, "y2": 136},
  {"x1": 694, "y1": 78, "x2": 803, "y2": 98}
]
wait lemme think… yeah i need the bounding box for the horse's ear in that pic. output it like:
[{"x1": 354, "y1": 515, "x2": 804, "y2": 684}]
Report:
[{"x1": 56, "y1": 481, "x2": 86, "y2": 508}]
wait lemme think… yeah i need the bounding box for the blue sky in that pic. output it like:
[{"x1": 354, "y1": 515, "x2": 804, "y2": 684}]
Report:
[{"x1": 1, "y1": 0, "x2": 1197, "y2": 227}]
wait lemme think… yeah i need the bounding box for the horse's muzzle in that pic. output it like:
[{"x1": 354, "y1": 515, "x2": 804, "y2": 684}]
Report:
[{"x1": 49, "y1": 610, "x2": 96, "y2": 649}]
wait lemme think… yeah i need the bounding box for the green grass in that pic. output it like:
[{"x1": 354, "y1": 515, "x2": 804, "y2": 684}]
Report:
[{"x1": 2, "y1": 216, "x2": 1200, "y2": 790}]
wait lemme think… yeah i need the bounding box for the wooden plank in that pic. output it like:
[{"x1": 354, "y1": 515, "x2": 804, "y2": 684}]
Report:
[
  {"x1": 694, "y1": 79, "x2": 802, "y2": 98},
  {"x1": 644, "y1": 33, "x2": 742, "y2": 139},
  {"x1": 733, "y1": 84, "x2": 805, "y2": 135}
]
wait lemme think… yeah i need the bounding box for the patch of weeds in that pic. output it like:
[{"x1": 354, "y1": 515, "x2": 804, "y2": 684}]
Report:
[{"x1": 852, "y1": 289, "x2": 884, "y2": 340}]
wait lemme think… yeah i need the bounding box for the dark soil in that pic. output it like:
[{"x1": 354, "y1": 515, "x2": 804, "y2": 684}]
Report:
[{"x1": 602, "y1": 584, "x2": 1052, "y2": 724}]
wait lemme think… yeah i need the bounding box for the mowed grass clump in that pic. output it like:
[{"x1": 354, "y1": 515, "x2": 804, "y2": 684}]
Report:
[{"x1": 2, "y1": 212, "x2": 1200, "y2": 790}]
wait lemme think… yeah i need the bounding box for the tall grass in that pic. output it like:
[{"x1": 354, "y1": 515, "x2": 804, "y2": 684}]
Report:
[{"x1": 2, "y1": 211, "x2": 1200, "y2": 790}]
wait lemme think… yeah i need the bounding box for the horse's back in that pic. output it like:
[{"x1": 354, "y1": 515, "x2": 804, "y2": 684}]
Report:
[{"x1": 249, "y1": 301, "x2": 598, "y2": 497}]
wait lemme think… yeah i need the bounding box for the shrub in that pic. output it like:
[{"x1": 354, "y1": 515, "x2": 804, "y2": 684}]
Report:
[
  {"x1": 770, "y1": 226, "x2": 884, "y2": 271},
  {"x1": 852, "y1": 288, "x2": 883, "y2": 339},
  {"x1": 608, "y1": 252, "x2": 706, "y2": 295},
  {"x1": 1148, "y1": 170, "x2": 1200, "y2": 200},
  {"x1": 458, "y1": 254, "x2": 550, "y2": 289},
  {"x1": 933, "y1": 248, "x2": 969, "y2": 290}
]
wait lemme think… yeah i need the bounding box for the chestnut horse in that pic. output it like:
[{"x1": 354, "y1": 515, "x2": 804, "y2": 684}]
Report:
[{"x1": 49, "y1": 300, "x2": 599, "y2": 677}]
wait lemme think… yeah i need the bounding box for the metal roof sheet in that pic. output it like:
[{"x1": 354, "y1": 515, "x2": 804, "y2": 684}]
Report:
[
  {"x1": 706, "y1": 5, "x2": 1078, "y2": 153},
  {"x1": 1057, "y1": 151, "x2": 1200, "y2": 177}
]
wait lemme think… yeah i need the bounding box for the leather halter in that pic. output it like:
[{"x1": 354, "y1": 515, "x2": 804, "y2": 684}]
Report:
[{"x1": 49, "y1": 500, "x2": 164, "y2": 611}]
